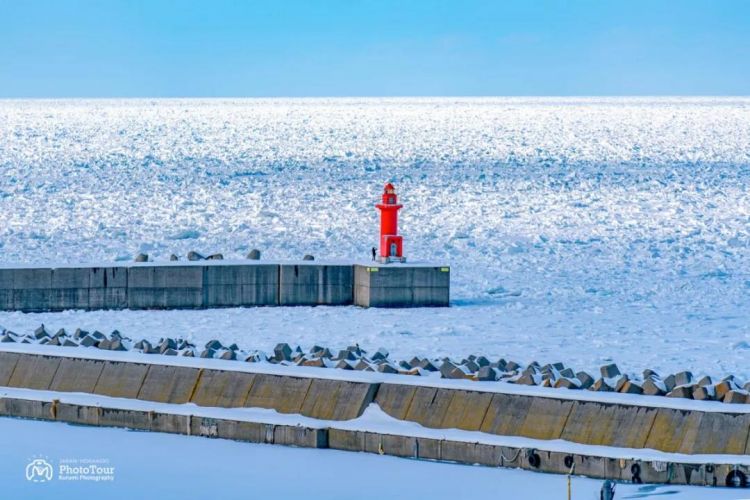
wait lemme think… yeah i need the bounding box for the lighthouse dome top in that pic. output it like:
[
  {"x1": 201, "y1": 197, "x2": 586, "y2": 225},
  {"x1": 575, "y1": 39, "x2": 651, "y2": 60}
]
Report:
[{"x1": 383, "y1": 183, "x2": 396, "y2": 194}]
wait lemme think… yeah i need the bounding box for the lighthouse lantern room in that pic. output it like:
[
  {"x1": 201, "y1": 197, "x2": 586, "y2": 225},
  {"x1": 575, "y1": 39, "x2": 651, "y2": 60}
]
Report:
[{"x1": 375, "y1": 182, "x2": 406, "y2": 263}]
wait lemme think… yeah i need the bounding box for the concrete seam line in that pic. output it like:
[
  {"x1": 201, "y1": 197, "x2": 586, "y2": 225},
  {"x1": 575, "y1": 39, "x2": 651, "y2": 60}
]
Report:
[
  {"x1": 558, "y1": 399, "x2": 576, "y2": 442},
  {"x1": 135, "y1": 363, "x2": 154, "y2": 401},
  {"x1": 187, "y1": 368, "x2": 205, "y2": 404},
  {"x1": 89, "y1": 359, "x2": 106, "y2": 396},
  {"x1": 298, "y1": 376, "x2": 315, "y2": 416},
  {"x1": 641, "y1": 407, "x2": 661, "y2": 453},
  {"x1": 438, "y1": 390, "x2": 458, "y2": 429},
  {"x1": 358, "y1": 383, "x2": 380, "y2": 418},
  {"x1": 239, "y1": 373, "x2": 257, "y2": 408},
  {"x1": 477, "y1": 393, "x2": 494, "y2": 432},
  {"x1": 2, "y1": 354, "x2": 20, "y2": 388},
  {"x1": 45, "y1": 356, "x2": 64, "y2": 391},
  {"x1": 742, "y1": 418, "x2": 750, "y2": 455}
]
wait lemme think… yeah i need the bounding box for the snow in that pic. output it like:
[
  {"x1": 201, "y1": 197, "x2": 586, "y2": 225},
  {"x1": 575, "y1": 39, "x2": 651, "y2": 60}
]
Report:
[
  {"x1": 0, "y1": 416, "x2": 743, "y2": 499},
  {"x1": 3, "y1": 342, "x2": 749, "y2": 414},
  {"x1": 1, "y1": 98, "x2": 750, "y2": 379}
]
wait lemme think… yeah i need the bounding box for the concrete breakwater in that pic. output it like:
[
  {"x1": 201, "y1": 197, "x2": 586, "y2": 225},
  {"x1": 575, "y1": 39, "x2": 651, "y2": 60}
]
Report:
[
  {"x1": 0, "y1": 261, "x2": 449, "y2": 311},
  {"x1": 1, "y1": 347, "x2": 750, "y2": 488}
]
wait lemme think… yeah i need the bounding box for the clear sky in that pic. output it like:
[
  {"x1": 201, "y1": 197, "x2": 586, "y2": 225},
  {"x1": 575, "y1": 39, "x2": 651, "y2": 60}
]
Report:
[{"x1": 0, "y1": 0, "x2": 748, "y2": 97}]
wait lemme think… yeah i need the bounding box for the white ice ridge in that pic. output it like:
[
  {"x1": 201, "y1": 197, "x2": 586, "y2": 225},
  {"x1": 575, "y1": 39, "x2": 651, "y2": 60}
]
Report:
[
  {"x1": 1, "y1": 98, "x2": 750, "y2": 378},
  {"x1": 2, "y1": 385, "x2": 749, "y2": 466}
]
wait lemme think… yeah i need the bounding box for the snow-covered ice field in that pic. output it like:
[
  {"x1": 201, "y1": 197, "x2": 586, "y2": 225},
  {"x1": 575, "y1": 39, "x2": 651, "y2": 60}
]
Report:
[
  {"x1": 0, "y1": 416, "x2": 743, "y2": 499},
  {"x1": 1, "y1": 98, "x2": 750, "y2": 377}
]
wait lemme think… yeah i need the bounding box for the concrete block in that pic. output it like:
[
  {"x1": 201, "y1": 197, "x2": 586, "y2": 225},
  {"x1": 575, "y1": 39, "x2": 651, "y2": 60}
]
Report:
[
  {"x1": 51, "y1": 267, "x2": 90, "y2": 288},
  {"x1": 0, "y1": 289, "x2": 13, "y2": 310},
  {"x1": 328, "y1": 428, "x2": 365, "y2": 452},
  {"x1": 413, "y1": 437, "x2": 442, "y2": 460},
  {"x1": 279, "y1": 264, "x2": 353, "y2": 305},
  {"x1": 99, "y1": 407, "x2": 152, "y2": 431},
  {"x1": 151, "y1": 412, "x2": 189, "y2": 434},
  {"x1": 353, "y1": 265, "x2": 449, "y2": 307},
  {"x1": 518, "y1": 397, "x2": 575, "y2": 440},
  {"x1": 137, "y1": 365, "x2": 201, "y2": 404},
  {"x1": 204, "y1": 265, "x2": 278, "y2": 286},
  {"x1": 244, "y1": 374, "x2": 311, "y2": 414},
  {"x1": 128, "y1": 287, "x2": 203, "y2": 309},
  {"x1": 644, "y1": 408, "x2": 704, "y2": 453},
  {"x1": 561, "y1": 401, "x2": 657, "y2": 448},
  {"x1": 5, "y1": 268, "x2": 53, "y2": 289},
  {"x1": 56, "y1": 402, "x2": 101, "y2": 426},
  {"x1": 129, "y1": 266, "x2": 202, "y2": 288},
  {"x1": 216, "y1": 419, "x2": 264, "y2": 442},
  {"x1": 13, "y1": 289, "x2": 51, "y2": 312},
  {"x1": 600, "y1": 363, "x2": 621, "y2": 378},
  {"x1": 300, "y1": 379, "x2": 377, "y2": 420},
  {"x1": 0, "y1": 352, "x2": 20, "y2": 385},
  {"x1": 440, "y1": 390, "x2": 494, "y2": 431},
  {"x1": 403, "y1": 387, "x2": 455, "y2": 428},
  {"x1": 92, "y1": 361, "x2": 148, "y2": 400},
  {"x1": 190, "y1": 370, "x2": 256, "y2": 408},
  {"x1": 480, "y1": 393, "x2": 533, "y2": 436},
  {"x1": 273, "y1": 425, "x2": 328, "y2": 448},
  {"x1": 49, "y1": 358, "x2": 105, "y2": 393},
  {"x1": 373, "y1": 383, "x2": 417, "y2": 420},
  {"x1": 48, "y1": 288, "x2": 89, "y2": 310},
  {"x1": 7, "y1": 354, "x2": 60, "y2": 390},
  {"x1": 88, "y1": 287, "x2": 127, "y2": 309},
  {"x1": 364, "y1": 433, "x2": 416, "y2": 458},
  {"x1": 89, "y1": 267, "x2": 127, "y2": 288},
  {"x1": 689, "y1": 413, "x2": 750, "y2": 455},
  {"x1": 0, "y1": 398, "x2": 48, "y2": 419}
]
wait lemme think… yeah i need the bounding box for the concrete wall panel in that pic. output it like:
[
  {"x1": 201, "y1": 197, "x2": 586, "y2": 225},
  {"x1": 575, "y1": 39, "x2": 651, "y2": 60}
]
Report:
[
  {"x1": 479, "y1": 393, "x2": 533, "y2": 436},
  {"x1": 93, "y1": 361, "x2": 149, "y2": 399},
  {"x1": 403, "y1": 387, "x2": 455, "y2": 428},
  {"x1": 137, "y1": 365, "x2": 200, "y2": 404},
  {"x1": 0, "y1": 352, "x2": 20, "y2": 386},
  {"x1": 561, "y1": 401, "x2": 657, "y2": 448},
  {"x1": 518, "y1": 397, "x2": 575, "y2": 440},
  {"x1": 216, "y1": 419, "x2": 264, "y2": 442},
  {"x1": 244, "y1": 374, "x2": 311, "y2": 414},
  {"x1": 7, "y1": 354, "x2": 60, "y2": 390},
  {"x1": 373, "y1": 383, "x2": 417, "y2": 420},
  {"x1": 328, "y1": 429, "x2": 365, "y2": 452},
  {"x1": 645, "y1": 409, "x2": 703, "y2": 454},
  {"x1": 190, "y1": 370, "x2": 256, "y2": 408},
  {"x1": 279, "y1": 264, "x2": 353, "y2": 305},
  {"x1": 689, "y1": 413, "x2": 750, "y2": 455},
  {"x1": 440, "y1": 390, "x2": 494, "y2": 431},
  {"x1": 49, "y1": 358, "x2": 105, "y2": 393},
  {"x1": 99, "y1": 407, "x2": 152, "y2": 430},
  {"x1": 299, "y1": 379, "x2": 377, "y2": 421}
]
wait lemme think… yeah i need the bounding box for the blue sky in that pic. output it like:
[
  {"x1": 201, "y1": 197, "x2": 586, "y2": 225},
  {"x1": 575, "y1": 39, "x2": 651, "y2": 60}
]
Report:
[{"x1": 0, "y1": 0, "x2": 748, "y2": 97}]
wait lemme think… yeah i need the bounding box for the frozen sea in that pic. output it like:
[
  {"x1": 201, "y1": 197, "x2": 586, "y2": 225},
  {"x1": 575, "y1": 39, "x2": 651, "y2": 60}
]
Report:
[{"x1": 1, "y1": 97, "x2": 749, "y2": 378}]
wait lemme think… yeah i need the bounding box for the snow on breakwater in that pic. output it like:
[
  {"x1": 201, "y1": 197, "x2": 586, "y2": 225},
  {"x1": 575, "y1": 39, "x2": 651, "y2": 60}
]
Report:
[{"x1": 1, "y1": 98, "x2": 749, "y2": 376}]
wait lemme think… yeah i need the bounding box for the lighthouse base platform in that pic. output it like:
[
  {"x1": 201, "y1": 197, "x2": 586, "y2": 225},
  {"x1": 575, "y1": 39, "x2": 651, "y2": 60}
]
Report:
[{"x1": 354, "y1": 264, "x2": 450, "y2": 308}]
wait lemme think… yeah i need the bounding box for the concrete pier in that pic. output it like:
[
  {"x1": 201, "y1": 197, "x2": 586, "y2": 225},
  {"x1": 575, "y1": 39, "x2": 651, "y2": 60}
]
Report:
[
  {"x1": 0, "y1": 260, "x2": 449, "y2": 311},
  {"x1": 1, "y1": 347, "x2": 748, "y2": 488}
]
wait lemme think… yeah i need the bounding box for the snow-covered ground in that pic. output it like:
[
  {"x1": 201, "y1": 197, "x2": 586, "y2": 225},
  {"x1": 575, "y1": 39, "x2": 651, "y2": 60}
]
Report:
[
  {"x1": 0, "y1": 416, "x2": 743, "y2": 499},
  {"x1": 1, "y1": 98, "x2": 750, "y2": 377}
]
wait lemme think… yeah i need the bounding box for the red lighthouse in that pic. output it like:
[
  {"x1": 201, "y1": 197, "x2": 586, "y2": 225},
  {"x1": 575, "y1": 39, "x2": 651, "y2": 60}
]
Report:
[{"x1": 376, "y1": 183, "x2": 405, "y2": 263}]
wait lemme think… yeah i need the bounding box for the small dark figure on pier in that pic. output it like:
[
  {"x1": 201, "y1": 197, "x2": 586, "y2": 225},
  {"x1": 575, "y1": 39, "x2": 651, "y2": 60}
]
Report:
[{"x1": 371, "y1": 247, "x2": 377, "y2": 261}]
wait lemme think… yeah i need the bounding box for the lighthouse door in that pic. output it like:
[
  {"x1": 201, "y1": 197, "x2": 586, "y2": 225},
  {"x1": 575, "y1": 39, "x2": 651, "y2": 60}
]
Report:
[{"x1": 390, "y1": 242, "x2": 397, "y2": 257}]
